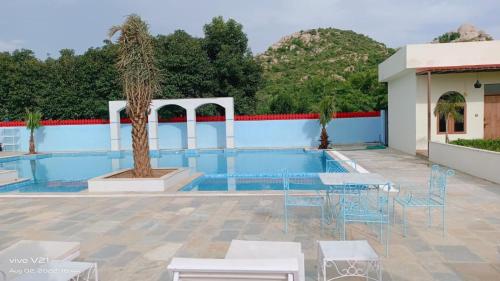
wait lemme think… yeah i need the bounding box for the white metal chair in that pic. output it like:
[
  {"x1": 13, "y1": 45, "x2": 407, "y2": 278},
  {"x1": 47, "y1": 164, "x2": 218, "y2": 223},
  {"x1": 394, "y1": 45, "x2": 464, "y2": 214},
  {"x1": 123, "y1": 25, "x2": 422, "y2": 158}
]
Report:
[
  {"x1": 283, "y1": 170, "x2": 325, "y2": 233},
  {"x1": 393, "y1": 164, "x2": 454, "y2": 237}
]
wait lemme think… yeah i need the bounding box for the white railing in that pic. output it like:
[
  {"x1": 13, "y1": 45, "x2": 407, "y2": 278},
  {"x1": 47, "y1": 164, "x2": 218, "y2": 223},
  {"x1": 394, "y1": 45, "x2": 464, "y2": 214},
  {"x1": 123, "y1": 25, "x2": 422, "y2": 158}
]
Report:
[{"x1": 0, "y1": 128, "x2": 20, "y2": 152}]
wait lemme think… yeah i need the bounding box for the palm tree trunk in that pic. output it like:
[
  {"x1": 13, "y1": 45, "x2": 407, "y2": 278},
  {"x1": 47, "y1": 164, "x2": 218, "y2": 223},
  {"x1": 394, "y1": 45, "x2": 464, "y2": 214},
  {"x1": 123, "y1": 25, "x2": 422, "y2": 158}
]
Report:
[
  {"x1": 29, "y1": 129, "x2": 36, "y2": 154},
  {"x1": 319, "y1": 126, "x2": 329, "y2": 149},
  {"x1": 131, "y1": 114, "x2": 152, "y2": 177},
  {"x1": 30, "y1": 159, "x2": 37, "y2": 183},
  {"x1": 444, "y1": 116, "x2": 449, "y2": 144}
]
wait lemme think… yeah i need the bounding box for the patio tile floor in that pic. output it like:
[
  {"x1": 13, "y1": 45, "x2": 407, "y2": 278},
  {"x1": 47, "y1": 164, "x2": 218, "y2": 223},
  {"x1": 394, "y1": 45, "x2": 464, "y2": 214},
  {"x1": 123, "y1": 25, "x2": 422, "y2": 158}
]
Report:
[{"x1": 0, "y1": 148, "x2": 499, "y2": 280}]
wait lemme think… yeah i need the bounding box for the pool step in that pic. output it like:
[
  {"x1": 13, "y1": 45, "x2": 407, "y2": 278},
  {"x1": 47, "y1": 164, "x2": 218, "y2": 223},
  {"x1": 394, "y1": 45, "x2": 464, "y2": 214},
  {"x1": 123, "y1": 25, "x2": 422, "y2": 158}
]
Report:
[{"x1": 0, "y1": 170, "x2": 18, "y2": 183}]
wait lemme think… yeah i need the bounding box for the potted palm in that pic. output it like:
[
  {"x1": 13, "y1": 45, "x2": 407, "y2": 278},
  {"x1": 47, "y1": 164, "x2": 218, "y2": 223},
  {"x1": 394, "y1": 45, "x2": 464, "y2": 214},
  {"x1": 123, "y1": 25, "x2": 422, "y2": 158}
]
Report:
[
  {"x1": 88, "y1": 15, "x2": 191, "y2": 192},
  {"x1": 433, "y1": 91, "x2": 465, "y2": 143},
  {"x1": 109, "y1": 14, "x2": 159, "y2": 177},
  {"x1": 318, "y1": 96, "x2": 336, "y2": 149},
  {"x1": 24, "y1": 109, "x2": 42, "y2": 154}
]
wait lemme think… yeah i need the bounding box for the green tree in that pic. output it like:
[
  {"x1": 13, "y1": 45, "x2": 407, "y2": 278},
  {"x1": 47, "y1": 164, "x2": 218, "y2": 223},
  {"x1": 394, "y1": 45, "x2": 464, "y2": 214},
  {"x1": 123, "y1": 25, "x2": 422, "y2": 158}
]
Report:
[
  {"x1": 109, "y1": 14, "x2": 159, "y2": 177},
  {"x1": 155, "y1": 30, "x2": 215, "y2": 100},
  {"x1": 202, "y1": 16, "x2": 263, "y2": 114},
  {"x1": 270, "y1": 92, "x2": 297, "y2": 114},
  {"x1": 41, "y1": 45, "x2": 121, "y2": 119},
  {"x1": 317, "y1": 96, "x2": 336, "y2": 149},
  {"x1": 0, "y1": 50, "x2": 46, "y2": 120},
  {"x1": 24, "y1": 109, "x2": 42, "y2": 154},
  {"x1": 433, "y1": 91, "x2": 465, "y2": 143}
]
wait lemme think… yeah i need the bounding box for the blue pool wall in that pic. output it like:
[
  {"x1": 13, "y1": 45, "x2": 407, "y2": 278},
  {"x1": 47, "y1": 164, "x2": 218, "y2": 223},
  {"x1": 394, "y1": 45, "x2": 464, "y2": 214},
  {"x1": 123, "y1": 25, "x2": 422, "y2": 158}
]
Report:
[{"x1": 4, "y1": 113, "x2": 386, "y2": 152}]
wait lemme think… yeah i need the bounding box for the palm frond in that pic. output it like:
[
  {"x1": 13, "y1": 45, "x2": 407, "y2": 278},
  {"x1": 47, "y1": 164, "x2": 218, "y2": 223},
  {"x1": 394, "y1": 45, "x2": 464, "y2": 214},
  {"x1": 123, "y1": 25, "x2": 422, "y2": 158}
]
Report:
[
  {"x1": 433, "y1": 91, "x2": 465, "y2": 122},
  {"x1": 109, "y1": 14, "x2": 159, "y2": 117},
  {"x1": 318, "y1": 95, "x2": 336, "y2": 127},
  {"x1": 108, "y1": 25, "x2": 122, "y2": 38},
  {"x1": 24, "y1": 109, "x2": 42, "y2": 130}
]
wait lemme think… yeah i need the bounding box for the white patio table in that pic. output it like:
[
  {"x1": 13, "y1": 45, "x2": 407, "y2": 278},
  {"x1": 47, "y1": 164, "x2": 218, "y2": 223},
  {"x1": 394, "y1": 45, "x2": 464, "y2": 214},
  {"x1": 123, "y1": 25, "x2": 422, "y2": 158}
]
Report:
[
  {"x1": 318, "y1": 172, "x2": 390, "y2": 186},
  {"x1": 317, "y1": 240, "x2": 381, "y2": 281},
  {"x1": 317, "y1": 173, "x2": 392, "y2": 224}
]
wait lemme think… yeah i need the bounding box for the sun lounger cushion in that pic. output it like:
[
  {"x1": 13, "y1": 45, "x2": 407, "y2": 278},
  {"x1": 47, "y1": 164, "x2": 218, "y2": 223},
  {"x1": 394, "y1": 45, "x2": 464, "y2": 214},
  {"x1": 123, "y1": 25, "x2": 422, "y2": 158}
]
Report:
[
  {"x1": 168, "y1": 257, "x2": 299, "y2": 281},
  {"x1": 225, "y1": 240, "x2": 305, "y2": 281}
]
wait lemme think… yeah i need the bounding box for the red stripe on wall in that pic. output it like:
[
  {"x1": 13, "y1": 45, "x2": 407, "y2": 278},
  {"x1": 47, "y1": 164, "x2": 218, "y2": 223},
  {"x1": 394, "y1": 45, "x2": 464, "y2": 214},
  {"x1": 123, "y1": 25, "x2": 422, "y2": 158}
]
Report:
[{"x1": 0, "y1": 111, "x2": 380, "y2": 127}]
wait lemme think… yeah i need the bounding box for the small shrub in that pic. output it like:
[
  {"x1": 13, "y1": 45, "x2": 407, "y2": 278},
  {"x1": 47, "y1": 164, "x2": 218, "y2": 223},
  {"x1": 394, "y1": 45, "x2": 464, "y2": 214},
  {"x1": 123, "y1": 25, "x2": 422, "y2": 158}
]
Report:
[
  {"x1": 434, "y1": 32, "x2": 460, "y2": 43},
  {"x1": 450, "y1": 139, "x2": 500, "y2": 152}
]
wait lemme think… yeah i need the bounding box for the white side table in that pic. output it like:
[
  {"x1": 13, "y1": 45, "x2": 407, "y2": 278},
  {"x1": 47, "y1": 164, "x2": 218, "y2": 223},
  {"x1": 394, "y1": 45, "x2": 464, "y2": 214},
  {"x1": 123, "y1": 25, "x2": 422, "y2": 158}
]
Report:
[{"x1": 317, "y1": 240, "x2": 381, "y2": 281}]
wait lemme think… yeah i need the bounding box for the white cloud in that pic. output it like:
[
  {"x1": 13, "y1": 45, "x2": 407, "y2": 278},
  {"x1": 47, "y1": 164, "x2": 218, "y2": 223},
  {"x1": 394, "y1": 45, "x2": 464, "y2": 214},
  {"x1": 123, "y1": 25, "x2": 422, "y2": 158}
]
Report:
[{"x1": 0, "y1": 40, "x2": 24, "y2": 52}]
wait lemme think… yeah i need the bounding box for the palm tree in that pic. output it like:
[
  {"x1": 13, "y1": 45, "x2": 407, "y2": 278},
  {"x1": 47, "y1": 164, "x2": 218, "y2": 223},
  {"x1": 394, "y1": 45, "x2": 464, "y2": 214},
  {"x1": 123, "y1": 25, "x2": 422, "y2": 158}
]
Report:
[
  {"x1": 24, "y1": 109, "x2": 42, "y2": 154},
  {"x1": 318, "y1": 96, "x2": 336, "y2": 149},
  {"x1": 109, "y1": 14, "x2": 159, "y2": 177},
  {"x1": 433, "y1": 91, "x2": 465, "y2": 143}
]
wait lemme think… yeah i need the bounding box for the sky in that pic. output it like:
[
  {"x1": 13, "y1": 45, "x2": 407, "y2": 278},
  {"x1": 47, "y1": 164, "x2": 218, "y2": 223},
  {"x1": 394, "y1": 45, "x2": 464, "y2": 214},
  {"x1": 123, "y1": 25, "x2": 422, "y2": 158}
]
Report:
[{"x1": 1, "y1": 0, "x2": 499, "y2": 58}]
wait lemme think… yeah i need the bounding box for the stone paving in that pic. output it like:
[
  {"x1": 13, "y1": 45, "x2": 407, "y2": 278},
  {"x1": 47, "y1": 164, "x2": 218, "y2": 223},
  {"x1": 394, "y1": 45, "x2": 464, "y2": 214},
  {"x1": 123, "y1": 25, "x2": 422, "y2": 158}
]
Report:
[
  {"x1": 0, "y1": 152, "x2": 23, "y2": 158},
  {"x1": 0, "y1": 148, "x2": 499, "y2": 280}
]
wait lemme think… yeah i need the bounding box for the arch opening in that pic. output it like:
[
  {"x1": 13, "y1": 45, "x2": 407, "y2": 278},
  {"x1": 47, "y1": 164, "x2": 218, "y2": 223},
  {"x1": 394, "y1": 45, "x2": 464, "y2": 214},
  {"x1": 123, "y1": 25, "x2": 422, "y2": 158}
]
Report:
[
  {"x1": 157, "y1": 104, "x2": 188, "y2": 149},
  {"x1": 436, "y1": 91, "x2": 466, "y2": 134},
  {"x1": 117, "y1": 108, "x2": 132, "y2": 150},
  {"x1": 195, "y1": 103, "x2": 226, "y2": 148}
]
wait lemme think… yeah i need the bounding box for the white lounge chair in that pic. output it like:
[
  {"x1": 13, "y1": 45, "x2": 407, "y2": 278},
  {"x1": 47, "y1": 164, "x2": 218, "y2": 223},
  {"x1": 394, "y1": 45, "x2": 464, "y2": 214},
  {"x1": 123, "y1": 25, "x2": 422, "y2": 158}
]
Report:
[
  {"x1": 225, "y1": 240, "x2": 305, "y2": 281},
  {"x1": 168, "y1": 258, "x2": 299, "y2": 281}
]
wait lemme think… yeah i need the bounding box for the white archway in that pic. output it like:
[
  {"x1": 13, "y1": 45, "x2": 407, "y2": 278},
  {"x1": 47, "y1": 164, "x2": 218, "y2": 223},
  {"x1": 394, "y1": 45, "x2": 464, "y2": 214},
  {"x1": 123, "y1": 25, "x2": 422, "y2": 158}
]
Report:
[{"x1": 109, "y1": 97, "x2": 235, "y2": 151}]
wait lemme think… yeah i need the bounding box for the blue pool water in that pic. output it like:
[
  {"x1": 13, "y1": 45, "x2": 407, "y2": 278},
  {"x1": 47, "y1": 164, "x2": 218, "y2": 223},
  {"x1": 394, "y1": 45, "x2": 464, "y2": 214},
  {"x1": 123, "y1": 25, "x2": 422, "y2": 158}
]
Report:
[{"x1": 0, "y1": 149, "x2": 345, "y2": 193}]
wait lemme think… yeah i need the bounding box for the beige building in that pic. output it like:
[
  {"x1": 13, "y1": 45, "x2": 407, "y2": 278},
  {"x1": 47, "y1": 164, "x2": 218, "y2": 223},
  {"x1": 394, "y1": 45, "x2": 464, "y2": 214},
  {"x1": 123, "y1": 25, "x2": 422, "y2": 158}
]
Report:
[{"x1": 379, "y1": 41, "x2": 500, "y2": 155}]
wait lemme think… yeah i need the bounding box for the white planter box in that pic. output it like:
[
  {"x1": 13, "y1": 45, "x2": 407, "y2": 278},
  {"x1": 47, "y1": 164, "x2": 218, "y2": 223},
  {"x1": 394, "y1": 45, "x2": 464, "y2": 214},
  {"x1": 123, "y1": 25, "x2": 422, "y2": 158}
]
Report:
[
  {"x1": 429, "y1": 141, "x2": 500, "y2": 184},
  {"x1": 88, "y1": 168, "x2": 191, "y2": 192}
]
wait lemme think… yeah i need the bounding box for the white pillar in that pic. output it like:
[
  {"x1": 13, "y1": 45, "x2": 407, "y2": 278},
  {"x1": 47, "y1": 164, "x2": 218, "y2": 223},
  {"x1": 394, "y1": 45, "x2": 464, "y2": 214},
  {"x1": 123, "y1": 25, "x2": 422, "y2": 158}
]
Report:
[
  {"x1": 187, "y1": 108, "x2": 196, "y2": 149},
  {"x1": 225, "y1": 105, "x2": 235, "y2": 149},
  {"x1": 109, "y1": 103, "x2": 122, "y2": 151},
  {"x1": 188, "y1": 156, "x2": 197, "y2": 171},
  {"x1": 226, "y1": 156, "x2": 236, "y2": 191},
  {"x1": 150, "y1": 157, "x2": 159, "y2": 168},
  {"x1": 148, "y1": 109, "x2": 159, "y2": 150},
  {"x1": 111, "y1": 158, "x2": 120, "y2": 171}
]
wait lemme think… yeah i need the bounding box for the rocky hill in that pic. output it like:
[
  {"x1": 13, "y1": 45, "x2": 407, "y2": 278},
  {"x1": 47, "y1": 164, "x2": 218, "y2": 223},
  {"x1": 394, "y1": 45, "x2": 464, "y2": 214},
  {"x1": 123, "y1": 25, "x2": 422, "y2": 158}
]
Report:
[
  {"x1": 433, "y1": 23, "x2": 493, "y2": 43},
  {"x1": 255, "y1": 28, "x2": 394, "y2": 113}
]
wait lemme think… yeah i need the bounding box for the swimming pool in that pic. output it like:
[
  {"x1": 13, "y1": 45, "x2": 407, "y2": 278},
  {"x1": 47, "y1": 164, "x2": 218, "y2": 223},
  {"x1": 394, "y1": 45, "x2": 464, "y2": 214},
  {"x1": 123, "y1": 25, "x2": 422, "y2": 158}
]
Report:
[{"x1": 0, "y1": 149, "x2": 346, "y2": 193}]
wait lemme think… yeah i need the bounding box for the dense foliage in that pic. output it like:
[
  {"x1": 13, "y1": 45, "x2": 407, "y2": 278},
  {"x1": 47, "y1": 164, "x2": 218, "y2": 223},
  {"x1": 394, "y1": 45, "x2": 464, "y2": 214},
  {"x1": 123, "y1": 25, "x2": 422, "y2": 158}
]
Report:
[
  {"x1": 0, "y1": 46, "x2": 122, "y2": 120},
  {"x1": 450, "y1": 139, "x2": 500, "y2": 152},
  {"x1": 0, "y1": 17, "x2": 261, "y2": 120},
  {"x1": 0, "y1": 21, "x2": 393, "y2": 120},
  {"x1": 256, "y1": 28, "x2": 394, "y2": 113}
]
